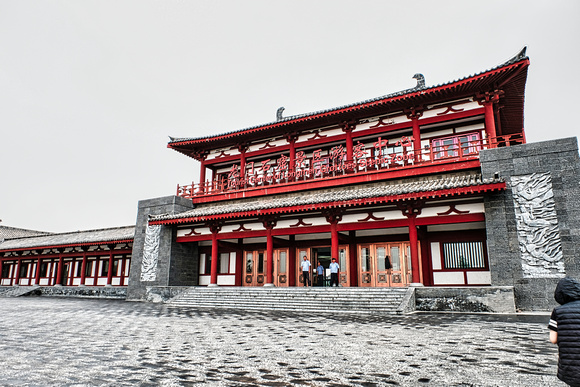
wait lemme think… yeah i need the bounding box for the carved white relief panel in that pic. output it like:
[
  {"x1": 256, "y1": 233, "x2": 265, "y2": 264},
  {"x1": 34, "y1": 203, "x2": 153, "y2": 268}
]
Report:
[
  {"x1": 140, "y1": 224, "x2": 162, "y2": 282},
  {"x1": 511, "y1": 172, "x2": 564, "y2": 278}
]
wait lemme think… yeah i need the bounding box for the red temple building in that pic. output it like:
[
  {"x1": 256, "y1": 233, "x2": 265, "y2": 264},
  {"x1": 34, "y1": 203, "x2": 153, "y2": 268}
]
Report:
[
  {"x1": 136, "y1": 49, "x2": 528, "y2": 289},
  {"x1": 2, "y1": 48, "x2": 580, "y2": 311}
]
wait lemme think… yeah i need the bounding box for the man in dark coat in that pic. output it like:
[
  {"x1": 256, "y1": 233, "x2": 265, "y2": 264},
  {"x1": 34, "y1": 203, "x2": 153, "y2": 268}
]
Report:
[{"x1": 548, "y1": 277, "x2": 580, "y2": 386}]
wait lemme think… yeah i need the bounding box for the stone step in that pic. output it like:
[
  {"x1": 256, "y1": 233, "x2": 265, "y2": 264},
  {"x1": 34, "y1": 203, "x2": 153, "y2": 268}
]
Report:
[{"x1": 167, "y1": 287, "x2": 412, "y2": 315}]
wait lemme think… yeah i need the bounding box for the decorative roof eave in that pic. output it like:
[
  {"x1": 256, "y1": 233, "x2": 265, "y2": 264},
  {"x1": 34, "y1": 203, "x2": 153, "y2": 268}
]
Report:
[
  {"x1": 0, "y1": 239, "x2": 133, "y2": 254},
  {"x1": 148, "y1": 181, "x2": 506, "y2": 226},
  {"x1": 168, "y1": 49, "x2": 529, "y2": 160},
  {"x1": 0, "y1": 226, "x2": 136, "y2": 253}
]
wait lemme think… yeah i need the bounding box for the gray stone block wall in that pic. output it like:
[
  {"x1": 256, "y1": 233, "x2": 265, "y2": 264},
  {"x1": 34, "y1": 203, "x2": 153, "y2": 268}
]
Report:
[
  {"x1": 480, "y1": 137, "x2": 580, "y2": 311},
  {"x1": 415, "y1": 286, "x2": 516, "y2": 313},
  {"x1": 126, "y1": 196, "x2": 197, "y2": 301}
]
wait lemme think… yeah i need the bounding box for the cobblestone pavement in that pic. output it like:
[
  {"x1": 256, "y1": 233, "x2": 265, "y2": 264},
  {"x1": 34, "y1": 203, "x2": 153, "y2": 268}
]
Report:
[{"x1": 0, "y1": 297, "x2": 564, "y2": 387}]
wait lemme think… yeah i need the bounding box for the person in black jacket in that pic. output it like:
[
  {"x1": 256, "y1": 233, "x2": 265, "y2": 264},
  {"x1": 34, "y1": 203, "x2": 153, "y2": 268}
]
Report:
[{"x1": 548, "y1": 277, "x2": 580, "y2": 386}]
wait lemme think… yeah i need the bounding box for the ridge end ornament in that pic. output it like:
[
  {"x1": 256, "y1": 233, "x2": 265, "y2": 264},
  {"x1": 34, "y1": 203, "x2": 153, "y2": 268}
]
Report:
[
  {"x1": 276, "y1": 107, "x2": 285, "y2": 121},
  {"x1": 412, "y1": 73, "x2": 425, "y2": 89}
]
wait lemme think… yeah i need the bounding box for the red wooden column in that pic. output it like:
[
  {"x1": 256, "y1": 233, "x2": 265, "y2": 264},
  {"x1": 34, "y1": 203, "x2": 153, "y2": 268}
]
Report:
[
  {"x1": 55, "y1": 254, "x2": 64, "y2": 286},
  {"x1": 285, "y1": 133, "x2": 297, "y2": 179},
  {"x1": 261, "y1": 217, "x2": 277, "y2": 286},
  {"x1": 35, "y1": 256, "x2": 42, "y2": 285},
  {"x1": 324, "y1": 211, "x2": 342, "y2": 261},
  {"x1": 94, "y1": 257, "x2": 100, "y2": 285},
  {"x1": 399, "y1": 201, "x2": 424, "y2": 285},
  {"x1": 106, "y1": 248, "x2": 114, "y2": 286},
  {"x1": 80, "y1": 252, "x2": 88, "y2": 286},
  {"x1": 199, "y1": 160, "x2": 207, "y2": 192},
  {"x1": 408, "y1": 216, "x2": 420, "y2": 283},
  {"x1": 348, "y1": 231, "x2": 358, "y2": 287},
  {"x1": 484, "y1": 101, "x2": 497, "y2": 143},
  {"x1": 14, "y1": 258, "x2": 22, "y2": 286},
  {"x1": 235, "y1": 239, "x2": 244, "y2": 286},
  {"x1": 341, "y1": 121, "x2": 356, "y2": 164},
  {"x1": 288, "y1": 235, "x2": 296, "y2": 287},
  {"x1": 120, "y1": 255, "x2": 127, "y2": 286},
  {"x1": 208, "y1": 223, "x2": 222, "y2": 287},
  {"x1": 478, "y1": 91, "x2": 502, "y2": 147},
  {"x1": 405, "y1": 107, "x2": 423, "y2": 162}
]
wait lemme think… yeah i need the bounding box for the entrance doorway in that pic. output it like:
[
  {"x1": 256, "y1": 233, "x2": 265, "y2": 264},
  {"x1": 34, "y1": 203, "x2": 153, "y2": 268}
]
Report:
[
  {"x1": 296, "y1": 246, "x2": 350, "y2": 287},
  {"x1": 244, "y1": 249, "x2": 289, "y2": 287},
  {"x1": 358, "y1": 242, "x2": 412, "y2": 287},
  {"x1": 243, "y1": 250, "x2": 265, "y2": 286}
]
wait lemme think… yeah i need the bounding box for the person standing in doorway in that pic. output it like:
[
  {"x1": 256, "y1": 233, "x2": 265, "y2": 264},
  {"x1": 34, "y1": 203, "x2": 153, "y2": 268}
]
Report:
[
  {"x1": 300, "y1": 256, "x2": 311, "y2": 287},
  {"x1": 316, "y1": 261, "x2": 324, "y2": 287},
  {"x1": 329, "y1": 258, "x2": 340, "y2": 287},
  {"x1": 548, "y1": 277, "x2": 580, "y2": 386}
]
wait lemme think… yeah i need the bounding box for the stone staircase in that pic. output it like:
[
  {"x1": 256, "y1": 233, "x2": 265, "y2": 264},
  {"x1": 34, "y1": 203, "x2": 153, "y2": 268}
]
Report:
[
  {"x1": 166, "y1": 287, "x2": 415, "y2": 315},
  {"x1": 0, "y1": 285, "x2": 41, "y2": 298}
]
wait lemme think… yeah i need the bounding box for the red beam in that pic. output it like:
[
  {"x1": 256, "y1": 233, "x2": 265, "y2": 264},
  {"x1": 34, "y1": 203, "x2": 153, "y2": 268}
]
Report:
[{"x1": 176, "y1": 213, "x2": 486, "y2": 242}]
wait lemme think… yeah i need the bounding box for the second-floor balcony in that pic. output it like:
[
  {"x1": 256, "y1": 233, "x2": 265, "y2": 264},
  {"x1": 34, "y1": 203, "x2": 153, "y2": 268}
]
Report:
[{"x1": 177, "y1": 133, "x2": 524, "y2": 201}]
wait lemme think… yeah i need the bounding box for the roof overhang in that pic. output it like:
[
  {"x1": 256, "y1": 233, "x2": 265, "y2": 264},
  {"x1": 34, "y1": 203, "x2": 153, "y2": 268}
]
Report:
[
  {"x1": 149, "y1": 180, "x2": 505, "y2": 226},
  {"x1": 168, "y1": 49, "x2": 529, "y2": 161}
]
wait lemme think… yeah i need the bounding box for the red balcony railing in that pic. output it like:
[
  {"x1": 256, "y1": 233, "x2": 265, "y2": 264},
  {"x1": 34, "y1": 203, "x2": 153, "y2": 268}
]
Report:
[{"x1": 177, "y1": 134, "x2": 525, "y2": 198}]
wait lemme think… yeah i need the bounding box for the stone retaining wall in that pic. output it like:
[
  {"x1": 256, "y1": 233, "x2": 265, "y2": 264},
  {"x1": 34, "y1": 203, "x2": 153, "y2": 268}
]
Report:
[
  {"x1": 415, "y1": 286, "x2": 516, "y2": 313},
  {"x1": 38, "y1": 286, "x2": 127, "y2": 299}
]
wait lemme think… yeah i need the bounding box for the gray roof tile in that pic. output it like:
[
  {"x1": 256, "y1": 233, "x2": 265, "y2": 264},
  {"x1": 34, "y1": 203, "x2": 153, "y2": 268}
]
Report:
[
  {"x1": 151, "y1": 173, "x2": 502, "y2": 222},
  {"x1": 0, "y1": 226, "x2": 52, "y2": 241},
  {"x1": 0, "y1": 226, "x2": 135, "y2": 251}
]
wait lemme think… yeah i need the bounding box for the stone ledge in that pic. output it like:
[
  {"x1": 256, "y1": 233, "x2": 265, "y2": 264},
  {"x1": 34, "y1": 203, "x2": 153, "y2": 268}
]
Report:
[
  {"x1": 37, "y1": 286, "x2": 127, "y2": 299},
  {"x1": 415, "y1": 286, "x2": 516, "y2": 313}
]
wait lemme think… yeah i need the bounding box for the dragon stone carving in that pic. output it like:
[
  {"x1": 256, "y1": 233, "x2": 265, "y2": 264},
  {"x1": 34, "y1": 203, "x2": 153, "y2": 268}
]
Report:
[
  {"x1": 140, "y1": 224, "x2": 162, "y2": 282},
  {"x1": 511, "y1": 172, "x2": 564, "y2": 278}
]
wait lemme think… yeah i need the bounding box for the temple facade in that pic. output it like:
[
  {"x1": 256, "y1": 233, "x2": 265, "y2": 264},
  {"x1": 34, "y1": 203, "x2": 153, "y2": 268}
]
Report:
[{"x1": 2, "y1": 48, "x2": 579, "y2": 311}]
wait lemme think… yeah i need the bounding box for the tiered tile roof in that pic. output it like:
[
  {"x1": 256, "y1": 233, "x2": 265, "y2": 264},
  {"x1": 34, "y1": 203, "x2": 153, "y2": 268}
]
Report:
[{"x1": 0, "y1": 226, "x2": 135, "y2": 251}]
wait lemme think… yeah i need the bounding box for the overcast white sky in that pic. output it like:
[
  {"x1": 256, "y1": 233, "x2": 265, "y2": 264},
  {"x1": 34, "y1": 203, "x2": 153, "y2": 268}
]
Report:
[{"x1": 1, "y1": 0, "x2": 579, "y2": 233}]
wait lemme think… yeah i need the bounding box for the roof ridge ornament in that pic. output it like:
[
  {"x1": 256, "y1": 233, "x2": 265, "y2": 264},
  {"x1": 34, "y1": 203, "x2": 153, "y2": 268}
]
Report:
[
  {"x1": 412, "y1": 73, "x2": 425, "y2": 89},
  {"x1": 276, "y1": 107, "x2": 285, "y2": 121}
]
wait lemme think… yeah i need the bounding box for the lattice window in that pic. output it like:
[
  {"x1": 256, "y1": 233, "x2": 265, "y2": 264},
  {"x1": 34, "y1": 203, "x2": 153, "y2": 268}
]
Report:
[{"x1": 443, "y1": 241, "x2": 486, "y2": 269}]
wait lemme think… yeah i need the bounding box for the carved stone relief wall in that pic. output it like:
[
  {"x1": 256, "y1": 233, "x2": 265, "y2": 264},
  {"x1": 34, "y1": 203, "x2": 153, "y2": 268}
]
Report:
[
  {"x1": 140, "y1": 224, "x2": 162, "y2": 282},
  {"x1": 511, "y1": 172, "x2": 564, "y2": 278}
]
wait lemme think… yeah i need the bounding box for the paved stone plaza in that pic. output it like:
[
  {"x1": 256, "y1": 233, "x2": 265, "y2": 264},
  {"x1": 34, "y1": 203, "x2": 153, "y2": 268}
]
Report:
[{"x1": 0, "y1": 297, "x2": 565, "y2": 386}]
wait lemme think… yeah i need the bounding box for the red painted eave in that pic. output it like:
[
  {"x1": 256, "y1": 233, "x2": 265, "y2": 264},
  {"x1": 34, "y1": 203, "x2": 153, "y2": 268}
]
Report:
[
  {"x1": 0, "y1": 239, "x2": 134, "y2": 255},
  {"x1": 150, "y1": 182, "x2": 506, "y2": 226}
]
